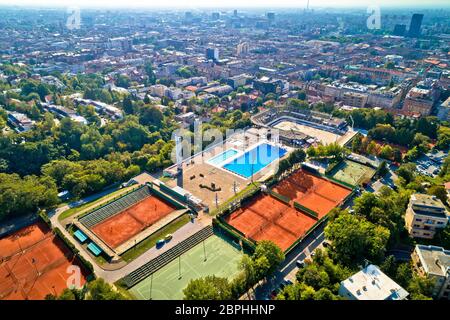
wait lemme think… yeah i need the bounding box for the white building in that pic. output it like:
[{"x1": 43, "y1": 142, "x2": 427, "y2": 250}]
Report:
[{"x1": 338, "y1": 264, "x2": 409, "y2": 300}]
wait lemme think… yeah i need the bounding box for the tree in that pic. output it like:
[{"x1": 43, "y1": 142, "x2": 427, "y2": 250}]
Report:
[
  {"x1": 0, "y1": 173, "x2": 59, "y2": 221},
  {"x1": 86, "y1": 278, "x2": 128, "y2": 300},
  {"x1": 397, "y1": 163, "x2": 416, "y2": 185},
  {"x1": 324, "y1": 211, "x2": 390, "y2": 266},
  {"x1": 183, "y1": 276, "x2": 233, "y2": 300},
  {"x1": 379, "y1": 145, "x2": 394, "y2": 160},
  {"x1": 378, "y1": 161, "x2": 389, "y2": 177},
  {"x1": 122, "y1": 96, "x2": 134, "y2": 115},
  {"x1": 253, "y1": 240, "x2": 285, "y2": 275},
  {"x1": 427, "y1": 185, "x2": 448, "y2": 205}
]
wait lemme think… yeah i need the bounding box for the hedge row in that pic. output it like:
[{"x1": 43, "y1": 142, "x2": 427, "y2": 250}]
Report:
[
  {"x1": 293, "y1": 202, "x2": 318, "y2": 219},
  {"x1": 269, "y1": 190, "x2": 291, "y2": 206},
  {"x1": 213, "y1": 218, "x2": 256, "y2": 254},
  {"x1": 324, "y1": 160, "x2": 342, "y2": 175},
  {"x1": 52, "y1": 227, "x2": 95, "y2": 276},
  {"x1": 38, "y1": 210, "x2": 52, "y2": 228}
]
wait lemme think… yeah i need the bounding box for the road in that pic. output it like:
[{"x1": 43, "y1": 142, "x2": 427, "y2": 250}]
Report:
[{"x1": 253, "y1": 222, "x2": 327, "y2": 300}]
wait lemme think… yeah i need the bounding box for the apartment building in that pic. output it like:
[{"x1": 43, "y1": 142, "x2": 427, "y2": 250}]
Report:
[
  {"x1": 412, "y1": 245, "x2": 450, "y2": 300},
  {"x1": 402, "y1": 87, "x2": 434, "y2": 116},
  {"x1": 338, "y1": 264, "x2": 409, "y2": 300},
  {"x1": 405, "y1": 193, "x2": 449, "y2": 239},
  {"x1": 342, "y1": 91, "x2": 368, "y2": 108}
]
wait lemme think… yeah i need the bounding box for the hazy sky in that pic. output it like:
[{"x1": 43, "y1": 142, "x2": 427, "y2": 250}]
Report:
[{"x1": 1, "y1": 0, "x2": 449, "y2": 9}]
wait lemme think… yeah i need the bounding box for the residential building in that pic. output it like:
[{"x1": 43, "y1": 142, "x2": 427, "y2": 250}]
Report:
[
  {"x1": 342, "y1": 91, "x2": 368, "y2": 108},
  {"x1": 412, "y1": 245, "x2": 450, "y2": 300},
  {"x1": 403, "y1": 87, "x2": 434, "y2": 116},
  {"x1": 6, "y1": 111, "x2": 34, "y2": 133},
  {"x1": 338, "y1": 264, "x2": 409, "y2": 300},
  {"x1": 206, "y1": 48, "x2": 219, "y2": 61},
  {"x1": 437, "y1": 97, "x2": 450, "y2": 121},
  {"x1": 405, "y1": 193, "x2": 449, "y2": 239}
]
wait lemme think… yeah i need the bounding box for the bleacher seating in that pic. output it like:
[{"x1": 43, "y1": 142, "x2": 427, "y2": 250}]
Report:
[
  {"x1": 79, "y1": 186, "x2": 152, "y2": 228},
  {"x1": 121, "y1": 225, "x2": 214, "y2": 288}
]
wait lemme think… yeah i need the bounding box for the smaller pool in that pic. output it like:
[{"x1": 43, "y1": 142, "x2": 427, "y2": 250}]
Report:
[{"x1": 207, "y1": 149, "x2": 239, "y2": 166}]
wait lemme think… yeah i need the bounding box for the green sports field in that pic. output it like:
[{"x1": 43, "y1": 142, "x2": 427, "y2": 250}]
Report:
[
  {"x1": 129, "y1": 234, "x2": 243, "y2": 300},
  {"x1": 329, "y1": 160, "x2": 376, "y2": 186}
]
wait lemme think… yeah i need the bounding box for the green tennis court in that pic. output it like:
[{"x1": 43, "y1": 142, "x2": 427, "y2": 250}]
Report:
[
  {"x1": 129, "y1": 234, "x2": 243, "y2": 300},
  {"x1": 329, "y1": 160, "x2": 376, "y2": 186}
]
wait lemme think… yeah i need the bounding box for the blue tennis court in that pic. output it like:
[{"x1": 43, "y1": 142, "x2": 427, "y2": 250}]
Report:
[{"x1": 223, "y1": 143, "x2": 287, "y2": 178}]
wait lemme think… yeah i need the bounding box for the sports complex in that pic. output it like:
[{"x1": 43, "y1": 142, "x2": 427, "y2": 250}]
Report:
[
  {"x1": 73, "y1": 182, "x2": 191, "y2": 261},
  {"x1": 222, "y1": 167, "x2": 353, "y2": 252},
  {"x1": 0, "y1": 222, "x2": 90, "y2": 300},
  {"x1": 164, "y1": 128, "x2": 290, "y2": 210}
]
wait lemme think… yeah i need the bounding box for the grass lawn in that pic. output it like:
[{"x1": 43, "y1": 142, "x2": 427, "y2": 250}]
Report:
[
  {"x1": 128, "y1": 234, "x2": 242, "y2": 300},
  {"x1": 58, "y1": 186, "x2": 137, "y2": 221},
  {"x1": 120, "y1": 214, "x2": 192, "y2": 263}
]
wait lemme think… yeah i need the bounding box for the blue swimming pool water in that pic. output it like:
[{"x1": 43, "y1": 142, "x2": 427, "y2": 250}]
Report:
[
  {"x1": 223, "y1": 143, "x2": 287, "y2": 178},
  {"x1": 208, "y1": 149, "x2": 239, "y2": 166}
]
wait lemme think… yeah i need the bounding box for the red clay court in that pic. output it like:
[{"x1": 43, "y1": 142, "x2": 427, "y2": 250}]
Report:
[
  {"x1": 225, "y1": 194, "x2": 317, "y2": 251},
  {"x1": 273, "y1": 169, "x2": 352, "y2": 217},
  {"x1": 91, "y1": 195, "x2": 177, "y2": 249},
  {"x1": 0, "y1": 222, "x2": 89, "y2": 300}
]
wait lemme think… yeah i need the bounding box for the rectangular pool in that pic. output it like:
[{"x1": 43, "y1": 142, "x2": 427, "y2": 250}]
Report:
[
  {"x1": 223, "y1": 143, "x2": 287, "y2": 178},
  {"x1": 207, "y1": 149, "x2": 239, "y2": 166}
]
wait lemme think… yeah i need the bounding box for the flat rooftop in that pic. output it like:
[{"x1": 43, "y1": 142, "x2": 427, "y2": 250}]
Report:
[
  {"x1": 340, "y1": 264, "x2": 408, "y2": 300},
  {"x1": 415, "y1": 245, "x2": 450, "y2": 277},
  {"x1": 410, "y1": 194, "x2": 448, "y2": 217}
]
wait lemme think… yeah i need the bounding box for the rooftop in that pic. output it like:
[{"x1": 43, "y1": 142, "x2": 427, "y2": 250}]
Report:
[
  {"x1": 340, "y1": 264, "x2": 409, "y2": 300},
  {"x1": 410, "y1": 193, "x2": 447, "y2": 211},
  {"x1": 415, "y1": 245, "x2": 450, "y2": 277}
]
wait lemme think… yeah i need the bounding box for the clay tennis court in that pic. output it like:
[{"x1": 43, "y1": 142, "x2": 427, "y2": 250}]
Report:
[
  {"x1": 0, "y1": 222, "x2": 89, "y2": 300},
  {"x1": 91, "y1": 195, "x2": 177, "y2": 249},
  {"x1": 225, "y1": 194, "x2": 317, "y2": 251},
  {"x1": 273, "y1": 169, "x2": 352, "y2": 217}
]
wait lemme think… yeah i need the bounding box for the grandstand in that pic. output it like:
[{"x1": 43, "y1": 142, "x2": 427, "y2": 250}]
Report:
[
  {"x1": 74, "y1": 183, "x2": 190, "y2": 259},
  {"x1": 251, "y1": 106, "x2": 356, "y2": 146}
]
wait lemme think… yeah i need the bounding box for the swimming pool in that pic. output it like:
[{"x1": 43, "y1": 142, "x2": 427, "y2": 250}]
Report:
[
  {"x1": 223, "y1": 143, "x2": 287, "y2": 178},
  {"x1": 207, "y1": 149, "x2": 239, "y2": 166}
]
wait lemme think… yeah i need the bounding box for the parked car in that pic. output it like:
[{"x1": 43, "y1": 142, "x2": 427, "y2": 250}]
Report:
[
  {"x1": 164, "y1": 234, "x2": 173, "y2": 242},
  {"x1": 296, "y1": 260, "x2": 305, "y2": 268},
  {"x1": 156, "y1": 239, "x2": 165, "y2": 247}
]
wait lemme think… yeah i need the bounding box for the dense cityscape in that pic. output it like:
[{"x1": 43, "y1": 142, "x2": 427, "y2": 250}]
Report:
[{"x1": 0, "y1": 2, "x2": 450, "y2": 306}]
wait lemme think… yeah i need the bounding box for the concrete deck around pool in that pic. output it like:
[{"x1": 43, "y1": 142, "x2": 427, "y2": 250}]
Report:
[
  {"x1": 164, "y1": 128, "x2": 292, "y2": 210},
  {"x1": 128, "y1": 234, "x2": 242, "y2": 300}
]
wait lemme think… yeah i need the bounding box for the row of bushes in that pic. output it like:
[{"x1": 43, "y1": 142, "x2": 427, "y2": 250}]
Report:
[
  {"x1": 53, "y1": 227, "x2": 95, "y2": 276},
  {"x1": 213, "y1": 218, "x2": 256, "y2": 254},
  {"x1": 38, "y1": 210, "x2": 52, "y2": 228},
  {"x1": 269, "y1": 190, "x2": 291, "y2": 206},
  {"x1": 293, "y1": 201, "x2": 318, "y2": 219},
  {"x1": 324, "y1": 159, "x2": 342, "y2": 175}
]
